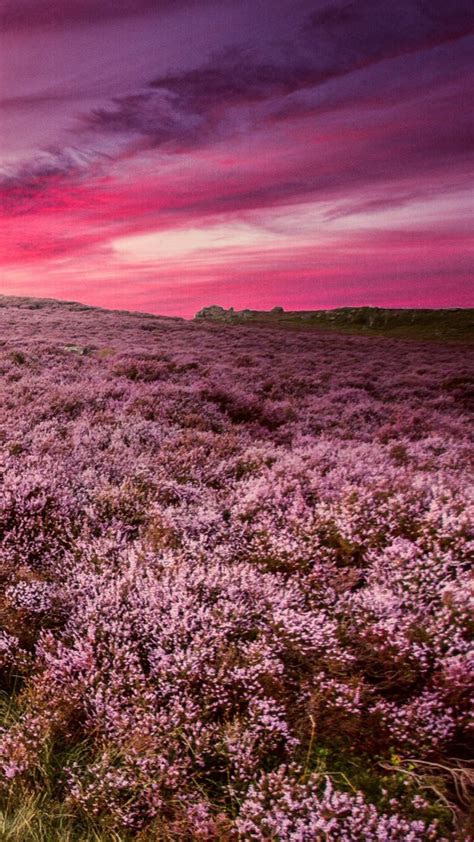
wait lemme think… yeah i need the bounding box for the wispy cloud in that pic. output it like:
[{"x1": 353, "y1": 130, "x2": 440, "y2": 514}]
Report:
[
  {"x1": 0, "y1": 0, "x2": 219, "y2": 30},
  {"x1": 4, "y1": 3, "x2": 473, "y2": 186},
  {"x1": 1, "y1": 0, "x2": 473, "y2": 312}
]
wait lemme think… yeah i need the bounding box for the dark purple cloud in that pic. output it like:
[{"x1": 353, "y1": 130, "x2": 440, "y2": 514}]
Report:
[
  {"x1": 0, "y1": 0, "x2": 220, "y2": 30},
  {"x1": 3, "y1": 1, "x2": 472, "y2": 175},
  {"x1": 3, "y1": 20, "x2": 473, "y2": 220},
  {"x1": 307, "y1": 1, "x2": 473, "y2": 56},
  {"x1": 150, "y1": 0, "x2": 473, "y2": 101},
  {"x1": 81, "y1": 1, "x2": 473, "y2": 151}
]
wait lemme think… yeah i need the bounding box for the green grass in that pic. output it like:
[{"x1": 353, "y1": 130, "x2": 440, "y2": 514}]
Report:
[
  {"x1": 204, "y1": 307, "x2": 474, "y2": 343},
  {"x1": 0, "y1": 794, "x2": 126, "y2": 842},
  {"x1": 299, "y1": 737, "x2": 454, "y2": 836}
]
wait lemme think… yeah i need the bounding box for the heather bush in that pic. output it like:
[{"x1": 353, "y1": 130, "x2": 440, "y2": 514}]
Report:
[
  {"x1": 0, "y1": 302, "x2": 472, "y2": 839},
  {"x1": 236, "y1": 768, "x2": 444, "y2": 841}
]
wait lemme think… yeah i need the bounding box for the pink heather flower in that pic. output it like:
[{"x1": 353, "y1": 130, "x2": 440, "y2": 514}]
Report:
[{"x1": 0, "y1": 302, "x2": 471, "y2": 837}]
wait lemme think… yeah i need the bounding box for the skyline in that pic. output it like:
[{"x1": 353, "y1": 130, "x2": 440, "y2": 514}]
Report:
[{"x1": 1, "y1": 0, "x2": 473, "y2": 317}]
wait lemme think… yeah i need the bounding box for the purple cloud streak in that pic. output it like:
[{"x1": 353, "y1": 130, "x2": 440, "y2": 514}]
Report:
[{"x1": 1, "y1": 0, "x2": 473, "y2": 312}]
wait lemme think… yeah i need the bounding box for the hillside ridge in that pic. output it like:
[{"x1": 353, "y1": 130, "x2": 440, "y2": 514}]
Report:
[
  {"x1": 1, "y1": 295, "x2": 472, "y2": 341},
  {"x1": 195, "y1": 304, "x2": 474, "y2": 341},
  {"x1": 0, "y1": 294, "x2": 183, "y2": 322}
]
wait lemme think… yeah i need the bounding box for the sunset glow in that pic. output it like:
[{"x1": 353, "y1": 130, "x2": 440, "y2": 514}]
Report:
[{"x1": 1, "y1": 1, "x2": 473, "y2": 315}]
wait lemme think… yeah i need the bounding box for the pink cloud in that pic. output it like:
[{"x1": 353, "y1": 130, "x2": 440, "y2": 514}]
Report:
[{"x1": 1, "y1": 1, "x2": 472, "y2": 314}]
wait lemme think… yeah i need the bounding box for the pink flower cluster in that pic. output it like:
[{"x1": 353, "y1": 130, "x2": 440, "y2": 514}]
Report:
[
  {"x1": 0, "y1": 300, "x2": 472, "y2": 838},
  {"x1": 237, "y1": 769, "x2": 442, "y2": 840}
]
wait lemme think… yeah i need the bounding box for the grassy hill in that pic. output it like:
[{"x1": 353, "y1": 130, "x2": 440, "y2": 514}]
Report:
[{"x1": 195, "y1": 305, "x2": 474, "y2": 342}]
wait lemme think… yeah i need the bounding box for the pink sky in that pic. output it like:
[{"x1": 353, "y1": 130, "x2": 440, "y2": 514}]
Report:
[{"x1": 1, "y1": 0, "x2": 473, "y2": 317}]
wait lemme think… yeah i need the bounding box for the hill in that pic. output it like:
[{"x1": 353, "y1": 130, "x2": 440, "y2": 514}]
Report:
[
  {"x1": 0, "y1": 295, "x2": 472, "y2": 839},
  {"x1": 195, "y1": 304, "x2": 474, "y2": 342},
  {"x1": 2, "y1": 295, "x2": 472, "y2": 343}
]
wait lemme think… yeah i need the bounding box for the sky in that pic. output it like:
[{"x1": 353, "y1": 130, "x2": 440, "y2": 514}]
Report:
[{"x1": 0, "y1": 0, "x2": 473, "y2": 317}]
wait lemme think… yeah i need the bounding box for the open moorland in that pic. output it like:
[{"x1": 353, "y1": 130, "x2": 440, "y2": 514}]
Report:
[{"x1": 0, "y1": 297, "x2": 472, "y2": 840}]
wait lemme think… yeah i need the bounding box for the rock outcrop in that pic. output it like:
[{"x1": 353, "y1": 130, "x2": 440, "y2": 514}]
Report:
[
  {"x1": 195, "y1": 305, "x2": 283, "y2": 322},
  {"x1": 194, "y1": 305, "x2": 473, "y2": 341}
]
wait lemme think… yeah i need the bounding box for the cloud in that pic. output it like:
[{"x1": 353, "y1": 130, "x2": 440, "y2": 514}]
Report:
[
  {"x1": 84, "y1": 90, "x2": 208, "y2": 149},
  {"x1": 3, "y1": 49, "x2": 472, "y2": 231},
  {"x1": 3, "y1": 213, "x2": 471, "y2": 315},
  {"x1": 0, "y1": 146, "x2": 113, "y2": 215},
  {"x1": 79, "y1": 1, "x2": 473, "y2": 154},
  {"x1": 147, "y1": 0, "x2": 473, "y2": 105},
  {"x1": 3, "y1": 1, "x2": 472, "y2": 186},
  {"x1": 306, "y1": 0, "x2": 473, "y2": 61},
  {"x1": 1, "y1": 0, "x2": 472, "y2": 317},
  {"x1": 0, "y1": 0, "x2": 217, "y2": 30}
]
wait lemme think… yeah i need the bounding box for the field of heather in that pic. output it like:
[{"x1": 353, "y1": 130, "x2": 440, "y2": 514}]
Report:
[{"x1": 0, "y1": 299, "x2": 472, "y2": 841}]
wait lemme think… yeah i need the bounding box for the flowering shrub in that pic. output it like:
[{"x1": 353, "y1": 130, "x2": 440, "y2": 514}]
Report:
[
  {"x1": 0, "y1": 300, "x2": 472, "y2": 838},
  {"x1": 237, "y1": 769, "x2": 443, "y2": 841}
]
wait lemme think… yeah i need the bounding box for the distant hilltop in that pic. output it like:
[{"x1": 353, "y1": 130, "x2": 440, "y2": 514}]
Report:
[{"x1": 194, "y1": 305, "x2": 474, "y2": 342}]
